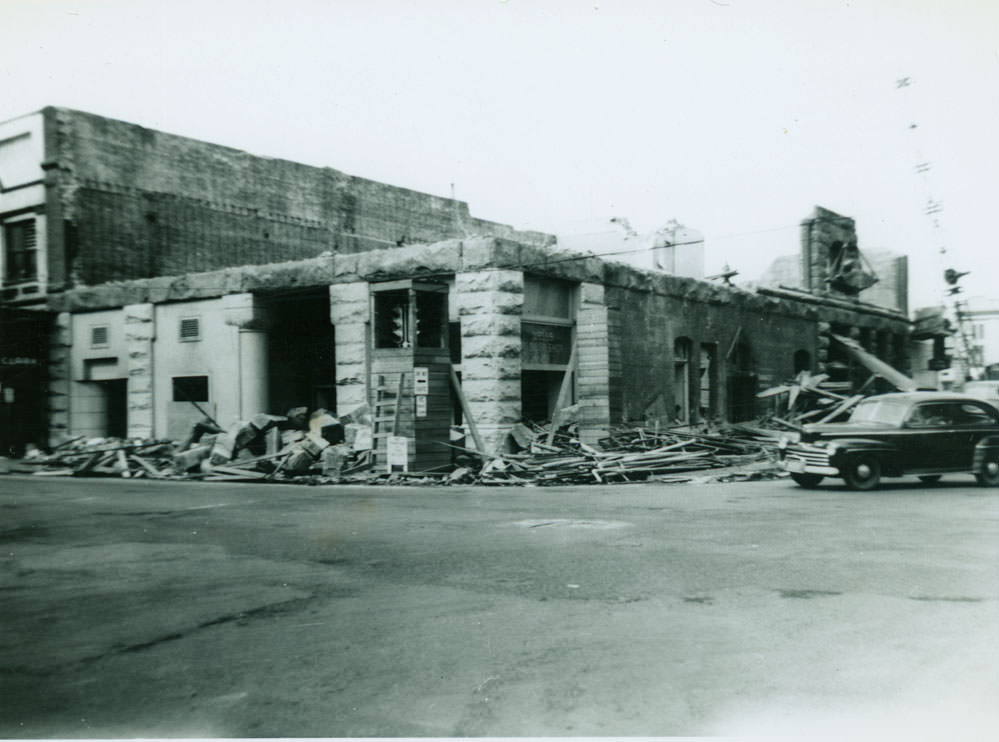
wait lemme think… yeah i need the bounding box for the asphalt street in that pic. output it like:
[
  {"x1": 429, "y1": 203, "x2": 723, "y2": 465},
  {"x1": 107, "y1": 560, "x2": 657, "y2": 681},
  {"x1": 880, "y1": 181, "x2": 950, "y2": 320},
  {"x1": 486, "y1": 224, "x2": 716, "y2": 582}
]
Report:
[{"x1": 2, "y1": 473, "x2": 998, "y2": 738}]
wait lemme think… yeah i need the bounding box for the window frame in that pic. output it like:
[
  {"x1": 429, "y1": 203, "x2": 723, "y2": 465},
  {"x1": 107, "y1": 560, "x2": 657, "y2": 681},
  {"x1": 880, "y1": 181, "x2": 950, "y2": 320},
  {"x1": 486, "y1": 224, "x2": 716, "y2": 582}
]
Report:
[
  {"x1": 90, "y1": 325, "x2": 110, "y2": 349},
  {"x1": 179, "y1": 316, "x2": 202, "y2": 343},
  {"x1": 2, "y1": 213, "x2": 38, "y2": 285}
]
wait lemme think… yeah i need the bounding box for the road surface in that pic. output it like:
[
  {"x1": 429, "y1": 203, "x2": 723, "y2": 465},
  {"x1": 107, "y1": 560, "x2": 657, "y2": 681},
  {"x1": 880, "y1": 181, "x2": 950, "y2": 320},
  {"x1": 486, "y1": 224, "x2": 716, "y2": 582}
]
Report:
[{"x1": 2, "y1": 473, "x2": 998, "y2": 737}]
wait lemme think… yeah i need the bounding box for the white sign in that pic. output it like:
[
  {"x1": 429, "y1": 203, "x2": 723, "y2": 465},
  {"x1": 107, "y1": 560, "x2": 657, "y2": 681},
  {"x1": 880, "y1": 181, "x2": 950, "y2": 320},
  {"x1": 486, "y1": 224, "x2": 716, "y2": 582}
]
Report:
[
  {"x1": 386, "y1": 435, "x2": 409, "y2": 472},
  {"x1": 413, "y1": 367, "x2": 429, "y2": 395},
  {"x1": 415, "y1": 395, "x2": 427, "y2": 418}
]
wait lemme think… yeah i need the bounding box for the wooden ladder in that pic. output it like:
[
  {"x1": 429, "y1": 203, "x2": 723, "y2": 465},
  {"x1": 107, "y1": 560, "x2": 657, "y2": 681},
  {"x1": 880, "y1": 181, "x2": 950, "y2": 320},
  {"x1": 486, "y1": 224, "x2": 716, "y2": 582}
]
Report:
[{"x1": 372, "y1": 372, "x2": 406, "y2": 470}]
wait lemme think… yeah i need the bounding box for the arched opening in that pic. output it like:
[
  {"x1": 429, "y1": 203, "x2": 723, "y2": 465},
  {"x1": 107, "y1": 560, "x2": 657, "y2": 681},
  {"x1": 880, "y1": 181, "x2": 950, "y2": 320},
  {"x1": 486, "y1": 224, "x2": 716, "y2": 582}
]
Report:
[{"x1": 794, "y1": 349, "x2": 811, "y2": 375}]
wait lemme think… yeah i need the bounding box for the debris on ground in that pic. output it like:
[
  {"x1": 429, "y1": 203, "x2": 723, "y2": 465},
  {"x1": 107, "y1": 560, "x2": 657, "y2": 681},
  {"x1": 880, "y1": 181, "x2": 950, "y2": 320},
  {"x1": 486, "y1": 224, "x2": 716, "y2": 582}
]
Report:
[{"x1": 13, "y1": 413, "x2": 786, "y2": 487}]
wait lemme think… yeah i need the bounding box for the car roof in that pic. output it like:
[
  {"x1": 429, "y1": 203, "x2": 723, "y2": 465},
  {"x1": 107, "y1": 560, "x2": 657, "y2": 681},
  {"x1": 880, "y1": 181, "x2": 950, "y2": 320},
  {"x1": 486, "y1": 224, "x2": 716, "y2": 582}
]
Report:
[{"x1": 860, "y1": 391, "x2": 991, "y2": 404}]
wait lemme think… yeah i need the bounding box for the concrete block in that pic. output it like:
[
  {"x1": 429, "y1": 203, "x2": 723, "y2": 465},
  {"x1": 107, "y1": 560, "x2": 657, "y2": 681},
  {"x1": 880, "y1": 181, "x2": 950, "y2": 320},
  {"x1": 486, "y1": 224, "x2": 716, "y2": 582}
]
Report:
[
  {"x1": 173, "y1": 444, "x2": 212, "y2": 473},
  {"x1": 321, "y1": 444, "x2": 351, "y2": 478}
]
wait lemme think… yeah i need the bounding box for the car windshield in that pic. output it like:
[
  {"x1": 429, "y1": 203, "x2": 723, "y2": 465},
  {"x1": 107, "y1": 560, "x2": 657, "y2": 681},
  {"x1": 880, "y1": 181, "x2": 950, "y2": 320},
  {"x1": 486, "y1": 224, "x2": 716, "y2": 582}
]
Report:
[{"x1": 849, "y1": 398, "x2": 909, "y2": 425}]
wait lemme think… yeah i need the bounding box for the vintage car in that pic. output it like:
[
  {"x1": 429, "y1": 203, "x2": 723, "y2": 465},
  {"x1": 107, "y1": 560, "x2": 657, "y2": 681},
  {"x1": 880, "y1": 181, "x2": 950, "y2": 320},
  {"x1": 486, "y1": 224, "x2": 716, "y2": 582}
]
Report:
[{"x1": 778, "y1": 392, "x2": 999, "y2": 490}]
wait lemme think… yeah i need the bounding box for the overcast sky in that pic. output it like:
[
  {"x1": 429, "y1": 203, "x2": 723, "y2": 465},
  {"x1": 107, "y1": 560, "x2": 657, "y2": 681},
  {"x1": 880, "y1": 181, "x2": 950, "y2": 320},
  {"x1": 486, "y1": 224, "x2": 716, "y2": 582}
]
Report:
[{"x1": 2, "y1": 0, "x2": 996, "y2": 309}]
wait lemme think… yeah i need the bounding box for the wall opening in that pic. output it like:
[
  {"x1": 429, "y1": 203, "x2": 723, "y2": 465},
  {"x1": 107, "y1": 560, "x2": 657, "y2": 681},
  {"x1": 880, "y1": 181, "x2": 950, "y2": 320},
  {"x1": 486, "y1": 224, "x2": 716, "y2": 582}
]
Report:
[
  {"x1": 674, "y1": 337, "x2": 691, "y2": 423},
  {"x1": 75, "y1": 379, "x2": 127, "y2": 439},
  {"x1": 521, "y1": 370, "x2": 569, "y2": 424},
  {"x1": 794, "y1": 349, "x2": 812, "y2": 374},
  {"x1": 267, "y1": 290, "x2": 335, "y2": 415},
  {"x1": 699, "y1": 343, "x2": 718, "y2": 421},
  {"x1": 521, "y1": 275, "x2": 577, "y2": 424},
  {"x1": 727, "y1": 341, "x2": 757, "y2": 422}
]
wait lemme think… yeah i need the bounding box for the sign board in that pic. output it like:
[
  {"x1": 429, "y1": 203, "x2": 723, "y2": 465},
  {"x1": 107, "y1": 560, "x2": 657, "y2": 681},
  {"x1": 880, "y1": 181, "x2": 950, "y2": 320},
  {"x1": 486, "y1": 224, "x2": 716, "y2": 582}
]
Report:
[
  {"x1": 386, "y1": 435, "x2": 409, "y2": 472},
  {"x1": 415, "y1": 395, "x2": 427, "y2": 418},
  {"x1": 413, "y1": 367, "x2": 429, "y2": 395},
  {"x1": 522, "y1": 322, "x2": 573, "y2": 366},
  {"x1": 352, "y1": 426, "x2": 373, "y2": 452}
]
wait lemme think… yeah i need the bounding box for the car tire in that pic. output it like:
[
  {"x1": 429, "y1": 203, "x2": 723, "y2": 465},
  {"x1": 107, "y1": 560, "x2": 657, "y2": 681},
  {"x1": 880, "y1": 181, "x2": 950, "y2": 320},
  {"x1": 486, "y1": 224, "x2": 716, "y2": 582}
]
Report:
[
  {"x1": 974, "y1": 454, "x2": 999, "y2": 487},
  {"x1": 842, "y1": 454, "x2": 881, "y2": 491},
  {"x1": 918, "y1": 475, "x2": 942, "y2": 484},
  {"x1": 790, "y1": 473, "x2": 824, "y2": 488}
]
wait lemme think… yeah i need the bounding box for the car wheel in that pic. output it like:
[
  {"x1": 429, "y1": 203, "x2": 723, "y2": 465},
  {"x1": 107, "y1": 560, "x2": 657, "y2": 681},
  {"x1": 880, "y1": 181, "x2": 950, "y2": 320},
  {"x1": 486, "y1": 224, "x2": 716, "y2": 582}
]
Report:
[
  {"x1": 918, "y1": 475, "x2": 942, "y2": 484},
  {"x1": 974, "y1": 454, "x2": 999, "y2": 487},
  {"x1": 790, "y1": 473, "x2": 824, "y2": 488},
  {"x1": 842, "y1": 454, "x2": 881, "y2": 491}
]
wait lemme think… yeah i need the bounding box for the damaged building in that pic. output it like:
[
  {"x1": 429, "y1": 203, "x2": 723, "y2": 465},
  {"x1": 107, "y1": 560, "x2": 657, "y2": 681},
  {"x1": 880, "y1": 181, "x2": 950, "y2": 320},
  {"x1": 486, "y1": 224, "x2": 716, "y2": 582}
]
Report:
[{"x1": 2, "y1": 108, "x2": 913, "y2": 467}]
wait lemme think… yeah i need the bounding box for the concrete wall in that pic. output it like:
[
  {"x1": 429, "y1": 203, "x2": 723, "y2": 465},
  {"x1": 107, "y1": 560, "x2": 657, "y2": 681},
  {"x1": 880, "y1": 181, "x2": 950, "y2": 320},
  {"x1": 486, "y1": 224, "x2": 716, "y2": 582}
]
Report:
[
  {"x1": 61, "y1": 298, "x2": 251, "y2": 441},
  {"x1": 68, "y1": 308, "x2": 125, "y2": 438},
  {"x1": 154, "y1": 298, "x2": 242, "y2": 441}
]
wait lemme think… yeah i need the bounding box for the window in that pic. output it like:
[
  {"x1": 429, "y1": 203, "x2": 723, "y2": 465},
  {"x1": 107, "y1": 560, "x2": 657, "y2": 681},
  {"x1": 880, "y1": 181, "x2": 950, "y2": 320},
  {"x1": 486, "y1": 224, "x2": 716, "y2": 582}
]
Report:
[
  {"x1": 3, "y1": 217, "x2": 37, "y2": 283},
  {"x1": 954, "y1": 403, "x2": 996, "y2": 426},
  {"x1": 521, "y1": 276, "x2": 576, "y2": 371},
  {"x1": 179, "y1": 317, "x2": 201, "y2": 342},
  {"x1": 524, "y1": 276, "x2": 573, "y2": 321},
  {"x1": 371, "y1": 282, "x2": 449, "y2": 350},
  {"x1": 90, "y1": 325, "x2": 109, "y2": 348},
  {"x1": 172, "y1": 375, "x2": 209, "y2": 402},
  {"x1": 373, "y1": 289, "x2": 411, "y2": 348}
]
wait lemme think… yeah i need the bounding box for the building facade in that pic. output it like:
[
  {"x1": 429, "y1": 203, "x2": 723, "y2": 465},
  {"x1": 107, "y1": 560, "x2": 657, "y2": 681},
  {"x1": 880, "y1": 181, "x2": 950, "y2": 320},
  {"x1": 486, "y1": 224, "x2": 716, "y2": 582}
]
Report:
[{"x1": 3, "y1": 108, "x2": 914, "y2": 463}]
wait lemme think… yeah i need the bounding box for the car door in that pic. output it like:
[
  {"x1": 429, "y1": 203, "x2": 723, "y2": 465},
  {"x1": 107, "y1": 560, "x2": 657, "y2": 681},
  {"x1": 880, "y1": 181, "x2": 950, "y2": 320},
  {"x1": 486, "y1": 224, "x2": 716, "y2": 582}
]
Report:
[
  {"x1": 902, "y1": 402, "x2": 961, "y2": 471},
  {"x1": 949, "y1": 401, "x2": 999, "y2": 468}
]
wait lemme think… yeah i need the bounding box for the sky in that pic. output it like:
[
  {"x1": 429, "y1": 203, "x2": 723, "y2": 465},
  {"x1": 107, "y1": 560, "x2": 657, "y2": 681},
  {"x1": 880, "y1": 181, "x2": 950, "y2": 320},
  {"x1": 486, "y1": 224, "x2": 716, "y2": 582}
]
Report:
[{"x1": 2, "y1": 0, "x2": 997, "y2": 310}]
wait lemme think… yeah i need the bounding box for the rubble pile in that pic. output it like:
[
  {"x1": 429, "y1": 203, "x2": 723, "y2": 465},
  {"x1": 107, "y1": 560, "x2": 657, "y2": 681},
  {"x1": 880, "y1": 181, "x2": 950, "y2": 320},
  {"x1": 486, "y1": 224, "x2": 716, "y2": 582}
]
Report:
[
  {"x1": 20, "y1": 405, "x2": 380, "y2": 483},
  {"x1": 455, "y1": 420, "x2": 781, "y2": 486},
  {"x1": 756, "y1": 370, "x2": 866, "y2": 428},
  {"x1": 23, "y1": 437, "x2": 177, "y2": 478},
  {"x1": 17, "y1": 412, "x2": 787, "y2": 487}
]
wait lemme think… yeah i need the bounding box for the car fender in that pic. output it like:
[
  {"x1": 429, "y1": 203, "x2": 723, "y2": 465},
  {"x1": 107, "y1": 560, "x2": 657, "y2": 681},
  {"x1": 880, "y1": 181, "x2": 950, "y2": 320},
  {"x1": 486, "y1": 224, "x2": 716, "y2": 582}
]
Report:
[
  {"x1": 825, "y1": 438, "x2": 898, "y2": 468},
  {"x1": 972, "y1": 435, "x2": 999, "y2": 469}
]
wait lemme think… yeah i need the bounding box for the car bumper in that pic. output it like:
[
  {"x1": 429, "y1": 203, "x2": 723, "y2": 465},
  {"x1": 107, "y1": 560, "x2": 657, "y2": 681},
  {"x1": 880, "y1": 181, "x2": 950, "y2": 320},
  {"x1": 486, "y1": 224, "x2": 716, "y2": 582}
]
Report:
[{"x1": 781, "y1": 447, "x2": 840, "y2": 476}]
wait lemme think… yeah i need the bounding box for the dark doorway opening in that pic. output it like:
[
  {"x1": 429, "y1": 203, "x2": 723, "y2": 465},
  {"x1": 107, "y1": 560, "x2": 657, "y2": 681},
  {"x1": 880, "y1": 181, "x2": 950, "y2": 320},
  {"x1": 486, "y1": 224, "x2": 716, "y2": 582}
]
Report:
[
  {"x1": 267, "y1": 290, "x2": 335, "y2": 416},
  {"x1": 521, "y1": 370, "x2": 569, "y2": 425},
  {"x1": 100, "y1": 379, "x2": 128, "y2": 439}
]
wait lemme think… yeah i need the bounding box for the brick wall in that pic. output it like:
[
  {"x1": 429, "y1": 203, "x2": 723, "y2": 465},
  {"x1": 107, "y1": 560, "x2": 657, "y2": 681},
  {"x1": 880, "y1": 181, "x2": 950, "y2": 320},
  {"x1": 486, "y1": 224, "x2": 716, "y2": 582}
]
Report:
[
  {"x1": 605, "y1": 271, "x2": 821, "y2": 425},
  {"x1": 45, "y1": 107, "x2": 551, "y2": 287}
]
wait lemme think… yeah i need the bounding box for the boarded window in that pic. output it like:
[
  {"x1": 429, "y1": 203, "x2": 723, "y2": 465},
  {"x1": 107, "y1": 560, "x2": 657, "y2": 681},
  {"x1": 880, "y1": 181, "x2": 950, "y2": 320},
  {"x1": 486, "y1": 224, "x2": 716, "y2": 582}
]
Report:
[
  {"x1": 524, "y1": 276, "x2": 574, "y2": 320},
  {"x1": 179, "y1": 317, "x2": 201, "y2": 342},
  {"x1": 172, "y1": 375, "x2": 209, "y2": 402}
]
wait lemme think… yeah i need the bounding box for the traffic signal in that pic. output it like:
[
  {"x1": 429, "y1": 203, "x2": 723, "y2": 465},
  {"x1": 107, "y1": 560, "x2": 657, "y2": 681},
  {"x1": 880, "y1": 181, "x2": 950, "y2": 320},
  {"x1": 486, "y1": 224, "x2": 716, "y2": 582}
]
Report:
[
  {"x1": 391, "y1": 304, "x2": 410, "y2": 348},
  {"x1": 944, "y1": 268, "x2": 969, "y2": 294}
]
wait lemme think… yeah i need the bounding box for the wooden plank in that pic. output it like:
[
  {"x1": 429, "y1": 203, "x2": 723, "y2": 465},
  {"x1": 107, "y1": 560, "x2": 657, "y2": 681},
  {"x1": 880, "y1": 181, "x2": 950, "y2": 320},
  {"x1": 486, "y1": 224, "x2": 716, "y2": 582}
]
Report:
[
  {"x1": 391, "y1": 372, "x2": 405, "y2": 434},
  {"x1": 815, "y1": 394, "x2": 864, "y2": 424},
  {"x1": 546, "y1": 341, "x2": 579, "y2": 445},
  {"x1": 449, "y1": 364, "x2": 487, "y2": 454},
  {"x1": 129, "y1": 454, "x2": 166, "y2": 479},
  {"x1": 725, "y1": 326, "x2": 743, "y2": 360},
  {"x1": 830, "y1": 333, "x2": 918, "y2": 392}
]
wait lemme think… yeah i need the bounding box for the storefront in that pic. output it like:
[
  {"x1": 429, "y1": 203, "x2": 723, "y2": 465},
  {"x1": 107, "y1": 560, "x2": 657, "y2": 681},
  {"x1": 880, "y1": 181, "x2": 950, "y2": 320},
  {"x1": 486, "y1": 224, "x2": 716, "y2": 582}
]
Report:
[{"x1": 0, "y1": 308, "x2": 51, "y2": 457}]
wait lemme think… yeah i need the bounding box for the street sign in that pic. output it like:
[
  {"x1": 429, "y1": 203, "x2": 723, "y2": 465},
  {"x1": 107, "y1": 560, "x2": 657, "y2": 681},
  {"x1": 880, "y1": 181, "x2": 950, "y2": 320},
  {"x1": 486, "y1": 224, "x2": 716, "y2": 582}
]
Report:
[
  {"x1": 386, "y1": 435, "x2": 409, "y2": 472},
  {"x1": 413, "y1": 367, "x2": 429, "y2": 395}
]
